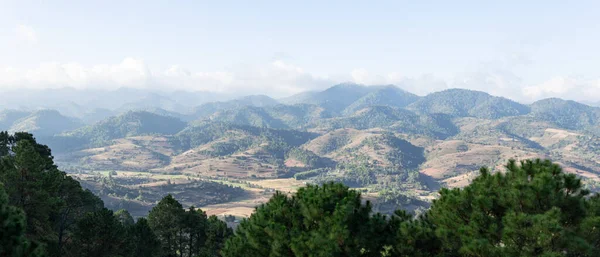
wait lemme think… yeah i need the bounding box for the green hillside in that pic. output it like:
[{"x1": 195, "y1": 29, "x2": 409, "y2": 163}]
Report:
[
  {"x1": 343, "y1": 85, "x2": 420, "y2": 115},
  {"x1": 65, "y1": 111, "x2": 187, "y2": 146},
  {"x1": 173, "y1": 121, "x2": 317, "y2": 153},
  {"x1": 408, "y1": 88, "x2": 530, "y2": 119},
  {"x1": 209, "y1": 103, "x2": 333, "y2": 129},
  {"x1": 190, "y1": 95, "x2": 279, "y2": 120},
  {"x1": 209, "y1": 106, "x2": 289, "y2": 129},
  {"x1": 281, "y1": 83, "x2": 379, "y2": 114},
  {"x1": 313, "y1": 106, "x2": 457, "y2": 139},
  {"x1": 264, "y1": 104, "x2": 333, "y2": 128},
  {"x1": 530, "y1": 98, "x2": 600, "y2": 133},
  {"x1": 9, "y1": 110, "x2": 84, "y2": 136}
]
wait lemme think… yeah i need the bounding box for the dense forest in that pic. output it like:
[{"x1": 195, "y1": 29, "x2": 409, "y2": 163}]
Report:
[
  {"x1": 0, "y1": 132, "x2": 230, "y2": 257},
  {"x1": 3, "y1": 132, "x2": 600, "y2": 256}
]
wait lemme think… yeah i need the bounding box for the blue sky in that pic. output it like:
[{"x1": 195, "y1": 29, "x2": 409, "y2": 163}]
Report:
[{"x1": 1, "y1": 0, "x2": 599, "y2": 102}]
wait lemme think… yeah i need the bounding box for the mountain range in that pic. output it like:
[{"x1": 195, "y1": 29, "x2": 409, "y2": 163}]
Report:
[{"x1": 4, "y1": 83, "x2": 600, "y2": 216}]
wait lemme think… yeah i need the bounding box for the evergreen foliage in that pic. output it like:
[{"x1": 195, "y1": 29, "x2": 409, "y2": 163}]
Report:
[
  {"x1": 222, "y1": 182, "x2": 391, "y2": 256},
  {"x1": 224, "y1": 159, "x2": 600, "y2": 257},
  {"x1": 0, "y1": 132, "x2": 231, "y2": 257},
  {"x1": 0, "y1": 185, "x2": 43, "y2": 257}
]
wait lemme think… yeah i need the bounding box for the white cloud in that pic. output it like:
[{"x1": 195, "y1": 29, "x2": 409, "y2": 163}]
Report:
[
  {"x1": 395, "y1": 74, "x2": 449, "y2": 96},
  {"x1": 0, "y1": 58, "x2": 333, "y2": 97},
  {"x1": 523, "y1": 77, "x2": 600, "y2": 102},
  {"x1": 348, "y1": 67, "x2": 600, "y2": 103},
  {"x1": 0, "y1": 58, "x2": 153, "y2": 90},
  {"x1": 350, "y1": 69, "x2": 448, "y2": 96},
  {"x1": 351, "y1": 68, "x2": 370, "y2": 84},
  {"x1": 451, "y1": 69, "x2": 523, "y2": 100},
  {"x1": 3, "y1": 57, "x2": 600, "y2": 102},
  {"x1": 14, "y1": 25, "x2": 37, "y2": 44}
]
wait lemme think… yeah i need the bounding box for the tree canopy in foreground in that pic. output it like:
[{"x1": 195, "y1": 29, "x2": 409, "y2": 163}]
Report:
[{"x1": 223, "y1": 159, "x2": 600, "y2": 257}]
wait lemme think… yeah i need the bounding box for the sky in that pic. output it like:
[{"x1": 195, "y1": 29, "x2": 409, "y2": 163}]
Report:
[{"x1": 1, "y1": 0, "x2": 600, "y2": 102}]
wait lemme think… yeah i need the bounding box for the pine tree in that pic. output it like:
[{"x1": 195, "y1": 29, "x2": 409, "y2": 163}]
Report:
[
  {"x1": 0, "y1": 185, "x2": 43, "y2": 257},
  {"x1": 148, "y1": 195, "x2": 185, "y2": 257},
  {"x1": 69, "y1": 208, "x2": 126, "y2": 257},
  {"x1": 129, "y1": 218, "x2": 162, "y2": 257},
  {"x1": 183, "y1": 207, "x2": 207, "y2": 257},
  {"x1": 202, "y1": 216, "x2": 232, "y2": 257},
  {"x1": 114, "y1": 209, "x2": 135, "y2": 227},
  {"x1": 0, "y1": 132, "x2": 105, "y2": 256},
  {"x1": 425, "y1": 159, "x2": 593, "y2": 256},
  {"x1": 222, "y1": 182, "x2": 391, "y2": 257}
]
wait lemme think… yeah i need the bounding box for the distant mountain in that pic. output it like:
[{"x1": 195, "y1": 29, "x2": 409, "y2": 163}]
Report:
[
  {"x1": 313, "y1": 106, "x2": 458, "y2": 139},
  {"x1": 233, "y1": 95, "x2": 280, "y2": 107},
  {"x1": 407, "y1": 88, "x2": 530, "y2": 119},
  {"x1": 0, "y1": 88, "x2": 237, "y2": 117},
  {"x1": 85, "y1": 88, "x2": 187, "y2": 111},
  {"x1": 279, "y1": 91, "x2": 319, "y2": 105},
  {"x1": 0, "y1": 110, "x2": 31, "y2": 129},
  {"x1": 210, "y1": 106, "x2": 288, "y2": 129},
  {"x1": 44, "y1": 101, "x2": 88, "y2": 118},
  {"x1": 190, "y1": 95, "x2": 279, "y2": 120},
  {"x1": 208, "y1": 103, "x2": 333, "y2": 129},
  {"x1": 115, "y1": 93, "x2": 189, "y2": 114},
  {"x1": 117, "y1": 107, "x2": 188, "y2": 121},
  {"x1": 79, "y1": 108, "x2": 116, "y2": 124},
  {"x1": 315, "y1": 106, "x2": 417, "y2": 130},
  {"x1": 9, "y1": 110, "x2": 84, "y2": 136},
  {"x1": 530, "y1": 98, "x2": 600, "y2": 133},
  {"x1": 281, "y1": 83, "x2": 380, "y2": 114},
  {"x1": 65, "y1": 111, "x2": 187, "y2": 146},
  {"x1": 343, "y1": 85, "x2": 420, "y2": 115},
  {"x1": 165, "y1": 90, "x2": 232, "y2": 107},
  {"x1": 265, "y1": 104, "x2": 333, "y2": 128},
  {"x1": 581, "y1": 100, "x2": 600, "y2": 107}
]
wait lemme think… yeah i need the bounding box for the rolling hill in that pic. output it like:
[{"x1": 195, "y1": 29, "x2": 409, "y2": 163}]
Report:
[
  {"x1": 208, "y1": 103, "x2": 332, "y2": 129},
  {"x1": 9, "y1": 110, "x2": 84, "y2": 136},
  {"x1": 190, "y1": 95, "x2": 279, "y2": 120},
  {"x1": 313, "y1": 106, "x2": 458, "y2": 139},
  {"x1": 281, "y1": 83, "x2": 380, "y2": 114},
  {"x1": 343, "y1": 85, "x2": 420, "y2": 115},
  {"x1": 301, "y1": 128, "x2": 424, "y2": 168},
  {"x1": 407, "y1": 88, "x2": 530, "y2": 119},
  {"x1": 209, "y1": 106, "x2": 289, "y2": 129},
  {"x1": 64, "y1": 111, "x2": 187, "y2": 147},
  {"x1": 530, "y1": 98, "x2": 600, "y2": 133}
]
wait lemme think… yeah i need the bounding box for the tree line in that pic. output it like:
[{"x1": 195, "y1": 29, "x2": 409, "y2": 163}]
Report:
[{"x1": 3, "y1": 131, "x2": 600, "y2": 256}]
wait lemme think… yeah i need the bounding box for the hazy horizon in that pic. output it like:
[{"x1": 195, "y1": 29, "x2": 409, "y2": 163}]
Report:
[
  {"x1": 0, "y1": 83, "x2": 596, "y2": 114},
  {"x1": 2, "y1": 1, "x2": 600, "y2": 102}
]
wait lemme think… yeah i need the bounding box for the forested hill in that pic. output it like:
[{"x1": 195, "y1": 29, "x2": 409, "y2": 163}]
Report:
[{"x1": 3, "y1": 132, "x2": 600, "y2": 256}]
